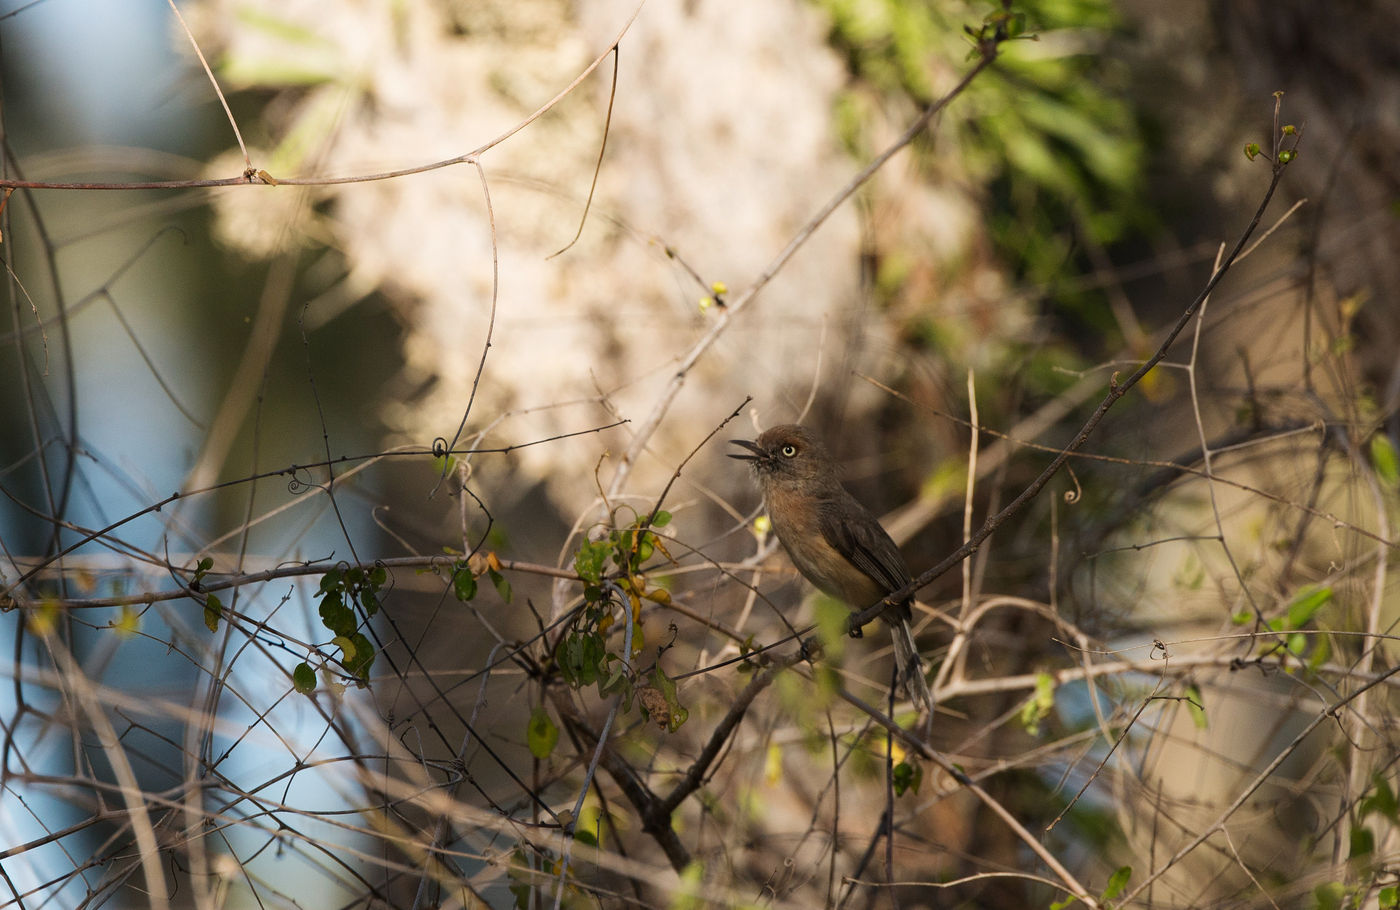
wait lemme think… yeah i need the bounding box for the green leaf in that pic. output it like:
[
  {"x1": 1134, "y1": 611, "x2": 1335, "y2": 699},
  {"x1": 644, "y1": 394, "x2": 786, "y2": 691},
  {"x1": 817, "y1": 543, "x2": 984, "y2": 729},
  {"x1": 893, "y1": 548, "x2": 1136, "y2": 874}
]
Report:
[
  {"x1": 318, "y1": 592, "x2": 355, "y2": 635},
  {"x1": 1286, "y1": 586, "x2": 1332, "y2": 629},
  {"x1": 1049, "y1": 897, "x2": 1079, "y2": 910},
  {"x1": 1360, "y1": 776, "x2": 1398, "y2": 823},
  {"x1": 453, "y1": 567, "x2": 478, "y2": 602},
  {"x1": 650, "y1": 510, "x2": 672, "y2": 528},
  {"x1": 527, "y1": 706, "x2": 559, "y2": 759},
  {"x1": 1371, "y1": 434, "x2": 1400, "y2": 488},
  {"x1": 193, "y1": 556, "x2": 213, "y2": 586},
  {"x1": 601, "y1": 661, "x2": 628, "y2": 696},
  {"x1": 292, "y1": 661, "x2": 316, "y2": 694},
  {"x1": 810, "y1": 595, "x2": 850, "y2": 661},
  {"x1": 557, "y1": 632, "x2": 605, "y2": 687},
  {"x1": 203, "y1": 593, "x2": 222, "y2": 633},
  {"x1": 892, "y1": 760, "x2": 922, "y2": 796},
  {"x1": 1313, "y1": 881, "x2": 1348, "y2": 910},
  {"x1": 1019, "y1": 672, "x2": 1056, "y2": 736},
  {"x1": 1102, "y1": 866, "x2": 1131, "y2": 901},
  {"x1": 1349, "y1": 825, "x2": 1374, "y2": 859},
  {"x1": 489, "y1": 568, "x2": 513, "y2": 604},
  {"x1": 1185, "y1": 685, "x2": 1207, "y2": 729},
  {"x1": 1379, "y1": 885, "x2": 1397, "y2": 909},
  {"x1": 1307, "y1": 632, "x2": 1332, "y2": 675},
  {"x1": 319, "y1": 568, "x2": 344, "y2": 594},
  {"x1": 574, "y1": 537, "x2": 610, "y2": 585},
  {"x1": 672, "y1": 861, "x2": 706, "y2": 910},
  {"x1": 338, "y1": 632, "x2": 375, "y2": 685}
]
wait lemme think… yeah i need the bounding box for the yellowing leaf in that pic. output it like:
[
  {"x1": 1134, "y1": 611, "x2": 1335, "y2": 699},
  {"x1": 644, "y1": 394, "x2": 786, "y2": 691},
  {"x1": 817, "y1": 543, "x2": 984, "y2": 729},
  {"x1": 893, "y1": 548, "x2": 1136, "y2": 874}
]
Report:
[
  {"x1": 527, "y1": 706, "x2": 559, "y2": 760},
  {"x1": 115, "y1": 605, "x2": 140, "y2": 638},
  {"x1": 1371, "y1": 434, "x2": 1399, "y2": 489},
  {"x1": 764, "y1": 743, "x2": 782, "y2": 786},
  {"x1": 332, "y1": 635, "x2": 357, "y2": 662},
  {"x1": 204, "y1": 594, "x2": 223, "y2": 633},
  {"x1": 27, "y1": 600, "x2": 60, "y2": 638}
]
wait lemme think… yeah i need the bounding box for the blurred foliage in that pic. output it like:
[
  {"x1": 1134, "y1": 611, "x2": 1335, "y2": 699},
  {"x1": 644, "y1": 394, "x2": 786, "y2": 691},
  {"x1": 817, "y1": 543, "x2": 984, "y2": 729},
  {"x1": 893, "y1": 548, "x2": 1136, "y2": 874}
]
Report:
[{"x1": 817, "y1": 0, "x2": 1153, "y2": 344}]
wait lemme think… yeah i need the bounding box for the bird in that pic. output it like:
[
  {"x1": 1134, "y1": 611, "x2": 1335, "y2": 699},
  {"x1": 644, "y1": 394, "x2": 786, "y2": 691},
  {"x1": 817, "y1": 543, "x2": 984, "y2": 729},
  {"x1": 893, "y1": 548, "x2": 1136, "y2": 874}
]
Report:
[{"x1": 729, "y1": 424, "x2": 932, "y2": 711}]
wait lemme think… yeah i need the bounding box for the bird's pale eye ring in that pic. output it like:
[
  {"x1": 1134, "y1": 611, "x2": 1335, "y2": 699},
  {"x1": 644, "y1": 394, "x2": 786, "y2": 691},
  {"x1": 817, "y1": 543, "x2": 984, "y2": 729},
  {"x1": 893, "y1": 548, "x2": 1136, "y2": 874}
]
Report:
[{"x1": 780, "y1": 444, "x2": 798, "y2": 457}]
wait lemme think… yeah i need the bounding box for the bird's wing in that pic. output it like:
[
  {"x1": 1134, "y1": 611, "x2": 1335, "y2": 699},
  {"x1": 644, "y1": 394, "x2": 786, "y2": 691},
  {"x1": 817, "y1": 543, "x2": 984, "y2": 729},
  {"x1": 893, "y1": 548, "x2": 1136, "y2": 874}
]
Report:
[{"x1": 816, "y1": 494, "x2": 912, "y2": 597}]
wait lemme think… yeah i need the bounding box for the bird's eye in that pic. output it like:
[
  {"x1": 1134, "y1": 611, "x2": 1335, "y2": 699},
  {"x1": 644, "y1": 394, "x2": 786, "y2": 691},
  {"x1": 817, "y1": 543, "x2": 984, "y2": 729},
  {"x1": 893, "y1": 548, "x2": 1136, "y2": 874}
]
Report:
[{"x1": 780, "y1": 444, "x2": 798, "y2": 457}]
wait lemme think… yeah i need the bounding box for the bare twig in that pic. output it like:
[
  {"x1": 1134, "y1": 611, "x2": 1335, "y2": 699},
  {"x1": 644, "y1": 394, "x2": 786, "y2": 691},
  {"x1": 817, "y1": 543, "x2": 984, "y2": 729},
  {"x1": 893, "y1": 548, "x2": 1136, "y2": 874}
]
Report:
[
  {"x1": 167, "y1": 0, "x2": 250, "y2": 168},
  {"x1": 548, "y1": 49, "x2": 620, "y2": 259}
]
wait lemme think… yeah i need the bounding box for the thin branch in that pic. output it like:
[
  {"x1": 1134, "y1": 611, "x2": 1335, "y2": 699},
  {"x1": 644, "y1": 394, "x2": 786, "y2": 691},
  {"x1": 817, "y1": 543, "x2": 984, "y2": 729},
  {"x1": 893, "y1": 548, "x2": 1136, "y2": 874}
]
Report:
[
  {"x1": 548, "y1": 49, "x2": 620, "y2": 259},
  {"x1": 434, "y1": 159, "x2": 501, "y2": 495},
  {"x1": 849, "y1": 134, "x2": 1303, "y2": 636},
  {"x1": 658, "y1": 653, "x2": 799, "y2": 815},
  {"x1": 167, "y1": 0, "x2": 250, "y2": 168},
  {"x1": 604, "y1": 44, "x2": 1003, "y2": 504}
]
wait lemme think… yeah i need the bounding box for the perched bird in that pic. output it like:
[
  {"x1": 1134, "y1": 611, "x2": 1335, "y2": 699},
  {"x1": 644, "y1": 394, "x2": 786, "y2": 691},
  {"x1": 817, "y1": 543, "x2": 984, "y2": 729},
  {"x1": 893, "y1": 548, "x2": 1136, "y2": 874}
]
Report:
[{"x1": 730, "y1": 424, "x2": 932, "y2": 711}]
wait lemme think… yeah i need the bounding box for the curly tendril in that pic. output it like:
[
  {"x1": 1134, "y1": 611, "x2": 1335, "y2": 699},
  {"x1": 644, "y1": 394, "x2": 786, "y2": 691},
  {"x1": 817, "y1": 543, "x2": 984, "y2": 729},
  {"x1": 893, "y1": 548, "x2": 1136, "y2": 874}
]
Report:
[{"x1": 285, "y1": 465, "x2": 317, "y2": 494}]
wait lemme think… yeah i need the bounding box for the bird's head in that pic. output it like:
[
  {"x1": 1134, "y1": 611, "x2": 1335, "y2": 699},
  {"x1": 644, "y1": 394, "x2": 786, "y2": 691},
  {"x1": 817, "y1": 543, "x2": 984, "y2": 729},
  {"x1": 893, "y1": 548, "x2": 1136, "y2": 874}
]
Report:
[{"x1": 728, "y1": 424, "x2": 836, "y2": 489}]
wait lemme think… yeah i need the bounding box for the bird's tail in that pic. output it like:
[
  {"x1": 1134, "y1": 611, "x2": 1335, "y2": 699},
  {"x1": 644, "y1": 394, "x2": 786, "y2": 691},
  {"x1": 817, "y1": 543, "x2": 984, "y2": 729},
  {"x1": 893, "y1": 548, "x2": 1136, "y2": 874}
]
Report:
[{"x1": 888, "y1": 618, "x2": 933, "y2": 712}]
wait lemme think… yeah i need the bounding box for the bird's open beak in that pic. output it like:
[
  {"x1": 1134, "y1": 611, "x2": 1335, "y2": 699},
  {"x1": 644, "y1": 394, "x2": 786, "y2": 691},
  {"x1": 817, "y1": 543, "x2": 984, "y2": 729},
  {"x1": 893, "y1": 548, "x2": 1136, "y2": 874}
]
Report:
[{"x1": 727, "y1": 439, "x2": 764, "y2": 461}]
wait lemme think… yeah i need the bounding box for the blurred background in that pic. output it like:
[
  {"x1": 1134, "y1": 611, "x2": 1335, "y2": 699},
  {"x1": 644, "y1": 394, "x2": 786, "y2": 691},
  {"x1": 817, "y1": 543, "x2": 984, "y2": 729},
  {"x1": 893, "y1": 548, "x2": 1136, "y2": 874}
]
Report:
[{"x1": 2, "y1": 0, "x2": 1397, "y2": 907}]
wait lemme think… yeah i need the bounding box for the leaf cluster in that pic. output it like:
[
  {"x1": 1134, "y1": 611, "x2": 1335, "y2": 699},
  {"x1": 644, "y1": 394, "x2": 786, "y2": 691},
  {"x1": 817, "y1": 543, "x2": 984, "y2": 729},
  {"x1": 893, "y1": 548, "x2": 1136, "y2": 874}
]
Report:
[
  {"x1": 552, "y1": 511, "x2": 686, "y2": 727},
  {"x1": 306, "y1": 564, "x2": 386, "y2": 689}
]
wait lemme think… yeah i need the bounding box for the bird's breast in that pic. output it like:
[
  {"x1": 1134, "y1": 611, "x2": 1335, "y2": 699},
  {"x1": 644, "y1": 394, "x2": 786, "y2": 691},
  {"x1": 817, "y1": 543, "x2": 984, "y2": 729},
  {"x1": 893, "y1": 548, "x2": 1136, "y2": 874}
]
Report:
[{"x1": 762, "y1": 484, "x2": 885, "y2": 607}]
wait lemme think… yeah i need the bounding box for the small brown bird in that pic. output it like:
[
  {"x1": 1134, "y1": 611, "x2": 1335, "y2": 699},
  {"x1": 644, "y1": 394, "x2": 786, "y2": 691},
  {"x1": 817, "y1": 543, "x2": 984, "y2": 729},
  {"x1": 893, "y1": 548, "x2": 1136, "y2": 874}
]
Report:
[{"x1": 730, "y1": 424, "x2": 932, "y2": 711}]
